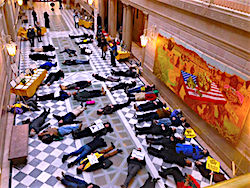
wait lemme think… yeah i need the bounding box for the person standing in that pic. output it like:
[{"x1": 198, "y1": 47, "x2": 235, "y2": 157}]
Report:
[
  {"x1": 110, "y1": 41, "x2": 117, "y2": 67},
  {"x1": 44, "y1": 12, "x2": 50, "y2": 28},
  {"x1": 101, "y1": 35, "x2": 108, "y2": 60},
  {"x1": 35, "y1": 22, "x2": 42, "y2": 42},
  {"x1": 27, "y1": 26, "x2": 35, "y2": 47},
  {"x1": 97, "y1": 13, "x2": 102, "y2": 28},
  {"x1": 32, "y1": 9, "x2": 37, "y2": 25},
  {"x1": 58, "y1": 0, "x2": 63, "y2": 9},
  {"x1": 75, "y1": 13, "x2": 80, "y2": 28}
]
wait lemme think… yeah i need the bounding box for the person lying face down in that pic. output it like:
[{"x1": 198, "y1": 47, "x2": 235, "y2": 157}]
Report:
[
  {"x1": 126, "y1": 84, "x2": 155, "y2": 94},
  {"x1": 77, "y1": 143, "x2": 122, "y2": 173},
  {"x1": 62, "y1": 59, "x2": 90, "y2": 65},
  {"x1": 36, "y1": 90, "x2": 71, "y2": 101},
  {"x1": 22, "y1": 108, "x2": 51, "y2": 137},
  {"x1": 72, "y1": 87, "x2": 106, "y2": 102},
  {"x1": 72, "y1": 122, "x2": 113, "y2": 139},
  {"x1": 38, "y1": 124, "x2": 82, "y2": 144},
  {"x1": 29, "y1": 53, "x2": 56, "y2": 61},
  {"x1": 92, "y1": 73, "x2": 120, "y2": 82},
  {"x1": 134, "y1": 99, "x2": 166, "y2": 112},
  {"x1": 136, "y1": 107, "x2": 171, "y2": 123},
  {"x1": 97, "y1": 100, "x2": 131, "y2": 115},
  {"x1": 107, "y1": 81, "x2": 136, "y2": 92},
  {"x1": 39, "y1": 61, "x2": 57, "y2": 71},
  {"x1": 127, "y1": 90, "x2": 159, "y2": 102},
  {"x1": 56, "y1": 172, "x2": 100, "y2": 188},
  {"x1": 31, "y1": 44, "x2": 55, "y2": 52},
  {"x1": 60, "y1": 81, "x2": 91, "y2": 90},
  {"x1": 53, "y1": 105, "x2": 86, "y2": 126},
  {"x1": 42, "y1": 70, "x2": 65, "y2": 86}
]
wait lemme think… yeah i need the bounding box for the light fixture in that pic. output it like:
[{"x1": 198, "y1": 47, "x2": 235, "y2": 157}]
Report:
[
  {"x1": 6, "y1": 42, "x2": 17, "y2": 57},
  {"x1": 17, "y1": 0, "x2": 23, "y2": 6},
  {"x1": 140, "y1": 34, "x2": 148, "y2": 47},
  {"x1": 88, "y1": 0, "x2": 94, "y2": 5}
]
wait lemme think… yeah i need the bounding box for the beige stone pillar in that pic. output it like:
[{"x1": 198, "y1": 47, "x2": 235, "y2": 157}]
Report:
[
  {"x1": 122, "y1": 4, "x2": 127, "y2": 42},
  {"x1": 99, "y1": 0, "x2": 105, "y2": 28},
  {"x1": 4, "y1": 0, "x2": 16, "y2": 41},
  {"x1": 141, "y1": 11, "x2": 148, "y2": 66},
  {"x1": 125, "y1": 5, "x2": 132, "y2": 51},
  {"x1": 108, "y1": 0, "x2": 117, "y2": 37},
  {"x1": 66, "y1": 0, "x2": 70, "y2": 9}
]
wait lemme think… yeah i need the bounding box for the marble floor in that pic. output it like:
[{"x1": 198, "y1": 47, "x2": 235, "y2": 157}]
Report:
[{"x1": 11, "y1": 2, "x2": 229, "y2": 188}]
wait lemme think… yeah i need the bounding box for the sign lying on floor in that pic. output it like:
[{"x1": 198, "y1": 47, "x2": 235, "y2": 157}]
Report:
[
  {"x1": 206, "y1": 156, "x2": 220, "y2": 173},
  {"x1": 90, "y1": 119, "x2": 105, "y2": 133},
  {"x1": 132, "y1": 149, "x2": 145, "y2": 160},
  {"x1": 184, "y1": 128, "x2": 196, "y2": 138}
]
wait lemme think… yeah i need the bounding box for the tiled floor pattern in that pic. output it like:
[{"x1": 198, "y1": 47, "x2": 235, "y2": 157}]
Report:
[{"x1": 11, "y1": 3, "x2": 229, "y2": 188}]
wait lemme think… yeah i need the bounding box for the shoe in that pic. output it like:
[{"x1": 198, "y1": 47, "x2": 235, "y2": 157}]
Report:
[
  {"x1": 133, "y1": 124, "x2": 137, "y2": 131},
  {"x1": 76, "y1": 168, "x2": 82, "y2": 174},
  {"x1": 120, "y1": 185, "x2": 126, "y2": 188},
  {"x1": 111, "y1": 142, "x2": 115, "y2": 149},
  {"x1": 117, "y1": 149, "x2": 123, "y2": 153},
  {"x1": 135, "y1": 131, "x2": 138, "y2": 137},
  {"x1": 62, "y1": 155, "x2": 69, "y2": 163},
  {"x1": 134, "y1": 104, "x2": 139, "y2": 111},
  {"x1": 67, "y1": 162, "x2": 75, "y2": 168}
]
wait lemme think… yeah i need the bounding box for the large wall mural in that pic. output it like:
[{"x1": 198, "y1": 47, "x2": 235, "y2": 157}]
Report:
[{"x1": 153, "y1": 31, "x2": 250, "y2": 144}]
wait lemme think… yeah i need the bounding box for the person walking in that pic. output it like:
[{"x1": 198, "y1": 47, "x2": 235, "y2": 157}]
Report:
[
  {"x1": 32, "y1": 9, "x2": 37, "y2": 25},
  {"x1": 97, "y1": 13, "x2": 102, "y2": 28},
  {"x1": 27, "y1": 26, "x2": 35, "y2": 47},
  {"x1": 101, "y1": 35, "x2": 108, "y2": 60},
  {"x1": 35, "y1": 22, "x2": 42, "y2": 42},
  {"x1": 44, "y1": 12, "x2": 50, "y2": 28},
  {"x1": 58, "y1": 0, "x2": 63, "y2": 9},
  {"x1": 110, "y1": 41, "x2": 117, "y2": 67}
]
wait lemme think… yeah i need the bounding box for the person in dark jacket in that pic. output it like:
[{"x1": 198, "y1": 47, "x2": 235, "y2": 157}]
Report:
[
  {"x1": 60, "y1": 47, "x2": 77, "y2": 57},
  {"x1": 146, "y1": 136, "x2": 185, "y2": 149},
  {"x1": 140, "y1": 172, "x2": 160, "y2": 188},
  {"x1": 75, "y1": 38, "x2": 93, "y2": 45},
  {"x1": 111, "y1": 67, "x2": 138, "y2": 78},
  {"x1": 31, "y1": 44, "x2": 55, "y2": 52},
  {"x1": 147, "y1": 147, "x2": 192, "y2": 167},
  {"x1": 58, "y1": 0, "x2": 63, "y2": 9},
  {"x1": 135, "y1": 124, "x2": 176, "y2": 137},
  {"x1": 60, "y1": 81, "x2": 91, "y2": 90},
  {"x1": 127, "y1": 84, "x2": 155, "y2": 94},
  {"x1": 36, "y1": 90, "x2": 71, "y2": 101},
  {"x1": 56, "y1": 172, "x2": 100, "y2": 188},
  {"x1": 136, "y1": 107, "x2": 171, "y2": 123},
  {"x1": 92, "y1": 73, "x2": 120, "y2": 82},
  {"x1": 97, "y1": 100, "x2": 131, "y2": 115},
  {"x1": 72, "y1": 87, "x2": 106, "y2": 102},
  {"x1": 110, "y1": 41, "x2": 117, "y2": 67},
  {"x1": 159, "y1": 166, "x2": 200, "y2": 188},
  {"x1": 134, "y1": 99, "x2": 165, "y2": 111},
  {"x1": 8, "y1": 98, "x2": 40, "y2": 114},
  {"x1": 38, "y1": 61, "x2": 57, "y2": 71},
  {"x1": 53, "y1": 105, "x2": 86, "y2": 126},
  {"x1": 44, "y1": 12, "x2": 50, "y2": 28},
  {"x1": 72, "y1": 122, "x2": 113, "y2": 139},
  {"x1": 22, "y1": 108, "x2": 51, "y2": 137},
  {"x1": 42, "y1": 70, "x2": 64, "y2": 86},
  {"x1": 62, "y1": 59, "x2": 89, "y2": 65},
  {"x1": 29, "y1": 53, "x2": 56, "y2": 61},
  {"x1": 153, "y1": 116, "x2": 186, "y2": 127},
  {"x1": 38, "y1": 124, "x2": 82, "y2": 144},
  {"x1": 62, "y1": 137, "x2": 107, "y2": 168},
  {"x1": 107, "y1": 81, "x2": 136, "y2": 92},
  {"x1": 69, "y1": 33, "x2": 93, "y2": 39},
  {"x1": 120, "y1": 148, "x2": 146, "y2": 188},
  {"x1": 80, "y1": 47, "x2": 92, "y2": 55},
  {"x1": 101, "y1": 36, "x2": 108, "y2": 60},
  {"x1": 32, "y1": 9, "x2": 37, "y2": 25},
  {"x1": 195, "y1": 161, "x2": 226, "y2": 183},
  {"x1": 27, "y1": 26, "x2": 35, "y2": 47},
  {"x1": 97, "y1": 13, "x2": 102, "y2": 28},
  {"x1": 35, "y1": 22, "x2": 42, "y2": 42},
  {"x1": 127, "y1": 90, "x2": 159, "y2": 102}
]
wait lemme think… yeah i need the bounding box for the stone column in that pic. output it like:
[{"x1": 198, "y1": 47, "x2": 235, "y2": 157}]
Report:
[
  {"x1": 4, "y1": 0, "x2": 16, "y2": 41},
  {"x1": 108, "y1": 0, "x2": 117, "y2": 37},
  {"x1": 121, "y1": 3, "x2": 127, "y2": 42},
  {"x1": 99, "y1": 0, "x2": 105, "y2": 28},
  {"x1": 66, "y1": 0, "x2": 70, "y2": 9},
  {"x1": 125, "y1": 5, "x2": 132, "y2": 51},
  {"x1": 141, "y1": 11, "x2": 148, "y2": 66}
]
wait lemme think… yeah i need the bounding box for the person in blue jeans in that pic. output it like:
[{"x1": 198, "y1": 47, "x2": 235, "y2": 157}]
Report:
[
  {"x1": 39, "y1": 61, "x2": 57, "y2": 71},
  {"x1": 62, "y1": 137, "x2": 107, "y2": 168},
  {"x1": 127, "y1": 84, "x2": 155, "y2": 93},
  {"x1": 62, "y1": 59, "x2": 90, "y2": 65},
  {"x1": 36, "y1": 90, "x2": 71, "y2": 101},
  {"x1": 38, "y1": 124, "x2": 82, "y2": 144},
  {"x1": 56, "y1": 172, "x2": 100, "y2": 188}
]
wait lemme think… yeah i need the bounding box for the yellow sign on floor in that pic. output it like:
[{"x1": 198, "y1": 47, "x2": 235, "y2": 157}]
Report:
[
  {"x1": 206, "y1": 156, "x2": 220, "y2": 173},
  {"x1": 184, "y1": 128, "x2": 196, "y2": 138}
]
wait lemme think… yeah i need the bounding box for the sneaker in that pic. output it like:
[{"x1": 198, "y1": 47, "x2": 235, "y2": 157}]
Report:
[
  {"x1": 62, "y1": 155, "x2": 68, "y2": 163},
  {"x1": 111, "y1": 142, "x2": 115, "y2": 149},
  {"x1": 67, "y1": 162, "x2": 75, "y2": 168},
  {"x1": 117, "y1": 149, "x2": 123, "y2": 153}
]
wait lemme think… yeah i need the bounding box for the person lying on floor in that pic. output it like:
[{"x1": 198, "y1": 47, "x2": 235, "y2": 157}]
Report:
[
  {"x1": 126, "y1": 84, "x2": 155, "y2": 94},
  {"x1": 128, "y1": 90, "x2": 159, "y2": 102},
  {"x1": 22, "y1": 108, "x2": 50, "y2": 137},
  {"x1": 111, "y1": 67, "x2": 138, "y2": 78},
  {"x1": 195, "y1": 161, "x2": 226, "y2": 183},
  {"x1": 31, "y1": 44, "x2": 55, "y2": 52},
  {"x1": 153, "y1": 116, "x2": 187, "y2": 127},
  {"x1": 136, "y1": 107, "x2": 171, "y2": 123},
  {"x1": 77, "y1": 143, "x2": 122, "y2": 173},
  {"x1": 72, "y1": 87, "x2": 106, "y2": 102},
  {"x1": 75, "y1": 38, "x2": 93, "y2": 44},
  {"x1": 42, "y1": 70, "x2": 64, "y2": 86},
  {"x1": 62, "y1": 59, "x2": 90, "y2": 65},
  {"x1": 7, "y1": 99, "x2": 40, "y2": 114},
  {"x1": 62, "y1": 136, "x2": 107, "y2": 168},
  {"x1": 29, "y1": 53, "x2": 56, "y2": 61},
  {"x1": 120, "y1": 148, "x2": 146, "y2": 188},
  {"x1": 146, "y1": 135, "x2": 185, "y2": 149},
  {"x1": 60, "y1": 81, "x2": 91, "y2": 90},
  {"x1": 147, "y1": 146, "x2": 192, "y2": 167},
  {"x1": 107, "y1": 81, "x2": 136, "y2": 92},
  {"x1": 134, "y1": 99, "x2": 166, "y2": 112},
  {"x1": 80, "y1": 47, "x2": 92, "y2": 55},
  {"x1": 59, "y1": 47, "x2": 77, "y2": 57},
  {"x1": 97, "y1": 100, "x2": 131, "y2": 115},
  {"x1": 38, "y1": 61, "x2": 57, "y2": 71},
  {"x1": 92, "y1": 73, "x2": 120, "y2": 82},
  {"x1": 38, "y1": 124, "x2": 82, "y2": 144},
  {"x1": 53, "y1": 105, "x2": 86, "y2": 126},
  {"x1": 72, "y1": 121, "x2": 113, "y2": 139},
  {"x1": 159, "y1": 166, "x2": 200, "y2": 188},
  {"x1": 135, "y1": 123, "x2": 176, "y2": 137},
  {"x1": 140, "y1": 172, "x2": 160, "y2": 188},
  {"x1": 36, "y1": 90, "x2": 71, "y2": 101},
  {"x1": 69, "y1": 33, "x2": 93, "y2": 39},
  {"x1": 56, "y1": 172, "x2": 100, "y2": 188}
]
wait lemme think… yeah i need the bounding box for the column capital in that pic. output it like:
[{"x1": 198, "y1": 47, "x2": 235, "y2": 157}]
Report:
[
  {"x1": 121, "y1": 0, "x2": 129, "y2": 6},
  {"x1": 143, "y1": 11, "x2": 149, "y2": 16}
]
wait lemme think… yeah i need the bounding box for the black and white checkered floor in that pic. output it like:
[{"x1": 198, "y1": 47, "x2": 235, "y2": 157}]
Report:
[{"x1": 11, "y1": 3, "x2": 229, "y2": 188}]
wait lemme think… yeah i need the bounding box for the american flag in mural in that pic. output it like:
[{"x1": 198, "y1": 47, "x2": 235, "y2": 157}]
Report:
[{"x1": 181, "y1": 70, "x2": 227, "y2": 104}]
